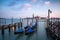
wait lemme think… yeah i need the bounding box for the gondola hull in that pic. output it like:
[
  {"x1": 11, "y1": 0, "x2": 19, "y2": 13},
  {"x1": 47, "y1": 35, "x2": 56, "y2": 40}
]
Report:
[
  {"x1": 25, "y1": 29, "x2": 34, "y2": 35},
  {"x1": 14, "y1": 29, "x2": 24, "y2": 34}
]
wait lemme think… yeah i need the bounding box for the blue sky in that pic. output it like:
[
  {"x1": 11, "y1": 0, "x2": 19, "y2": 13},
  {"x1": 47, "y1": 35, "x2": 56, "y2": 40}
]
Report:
[{"x1": 0, "y1": 0, "x2": 60, "y2": 18}]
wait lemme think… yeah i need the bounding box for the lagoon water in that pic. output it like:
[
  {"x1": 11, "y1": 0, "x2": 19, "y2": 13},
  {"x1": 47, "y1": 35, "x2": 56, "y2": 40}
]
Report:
[{"x1": 0, "y1": 19, "x2": 52, "y2": 40}]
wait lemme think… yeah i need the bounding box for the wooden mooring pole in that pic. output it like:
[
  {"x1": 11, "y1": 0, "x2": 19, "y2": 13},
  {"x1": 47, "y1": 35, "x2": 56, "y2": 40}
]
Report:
[
  {"x1": 32, "y1": 17, "x2": 33, "y2": 26},
  {"x1": 27, "y1": 18, "x2": 29, "y2": 26},
  {"x1": 58, "y1": 18, "x2": 60, "y2": 39},
  {"x1": 14, "y1": 23, "x2": 16, "y2": 31},
  {"x1": 11, "y1": 17, "x2": 13, "y2": 25},
  {"x1": 2, "y1": 25, "x2": 4, "y2": 35},
  {"x1": 18, "y1": 22, "x2": 20, "y2": 29},
  {"x1": 5, "y1": 18, "x2": 6, "y2": 25},
  {"x1": 18, "y1": 18, "x2": 21, "y2": 29},
  {"x1": 8, "y1": 24, "x2": 11, "y2": 32}
]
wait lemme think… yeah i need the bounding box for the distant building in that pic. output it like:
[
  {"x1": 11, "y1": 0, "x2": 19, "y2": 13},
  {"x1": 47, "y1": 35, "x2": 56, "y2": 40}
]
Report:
[
  {"x1": 40, "y1": 17, "x2": 47, "y2": 19},
  {"x1": 34, "y1": 16, "x2": 40, "y2": 19}
]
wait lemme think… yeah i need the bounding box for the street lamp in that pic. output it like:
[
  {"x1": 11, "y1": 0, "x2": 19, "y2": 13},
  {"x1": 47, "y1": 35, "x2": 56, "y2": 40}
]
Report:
[{"x1": 47, "y1": 9, "x2": 52, "y2": 27}]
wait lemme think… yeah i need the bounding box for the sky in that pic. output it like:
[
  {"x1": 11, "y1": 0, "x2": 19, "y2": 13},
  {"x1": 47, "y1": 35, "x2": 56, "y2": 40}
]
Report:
[{"x1": 0, "y1": 0, "x2": 60, "y2": 18}]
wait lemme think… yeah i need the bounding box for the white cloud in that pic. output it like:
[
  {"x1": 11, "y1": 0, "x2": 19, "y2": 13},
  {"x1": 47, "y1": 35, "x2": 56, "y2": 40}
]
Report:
[
  {"x1": 23, "y1": 3, "x2": 32, "y2": 9},
  {"x1": 10, "y1": 3, "x2": 33, "y2": 18},
  {"x1": 45, "y1": 1, "x2": 51, "y2": 6},
  {"x1": 31, "y1": 0, "x2": 36, "y2": 3},
  {"x1": 11, "y1": 3, "x2": 32, "y2": 10}
]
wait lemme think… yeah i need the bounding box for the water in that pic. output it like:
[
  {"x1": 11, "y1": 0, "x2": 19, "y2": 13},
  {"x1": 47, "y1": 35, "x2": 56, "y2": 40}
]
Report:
[{"x1": 0, "y1": 19, "x2": 52, "y2": 40}]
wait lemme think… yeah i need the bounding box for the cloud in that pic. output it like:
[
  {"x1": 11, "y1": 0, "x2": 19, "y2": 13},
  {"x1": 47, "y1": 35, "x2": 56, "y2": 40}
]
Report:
[
  {"x1": 31, "y1": 0, "x2": 36, "y2": 3},
  {"x1": 45, "y1": 1, "x2": 51, "y2": 6},
  {"x1": 8, "y1": 3, "x2": 32, "y2": 11},
  {"x1": 24, "y1": 3, "x2": 31, "y2": 8},
  {"x1": 50, "y1": 13, "x2": 60, "y2": 18},
  {"x1": 20, "y1": 4, "x2": 32, "y2": 13},
  {"x1": 23, "y1": 3, "x2": 32, "y2": 10}
]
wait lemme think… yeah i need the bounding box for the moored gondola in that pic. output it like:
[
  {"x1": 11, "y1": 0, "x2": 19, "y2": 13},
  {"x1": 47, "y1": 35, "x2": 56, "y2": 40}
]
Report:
[
  {"x1": 25, "y1": 22, "x2": 37, "y2": 35},
  {"x1": 14, "y1": 29, "x2": 24, "y2": 34}
]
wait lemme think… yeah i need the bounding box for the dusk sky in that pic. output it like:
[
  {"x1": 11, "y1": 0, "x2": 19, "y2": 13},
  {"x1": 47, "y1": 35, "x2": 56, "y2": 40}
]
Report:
[{"x1": 0, "y1": 0, "x2": 60, "y2": 18}]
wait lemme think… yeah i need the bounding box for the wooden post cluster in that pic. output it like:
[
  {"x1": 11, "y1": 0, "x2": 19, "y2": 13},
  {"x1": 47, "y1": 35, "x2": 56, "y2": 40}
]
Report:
[
  {"x1": 47, "y1": 18, "x2": 60, "y2": 40},
  {"x1": 1, "y1": 18, "x2": 24, "y2": 35}
]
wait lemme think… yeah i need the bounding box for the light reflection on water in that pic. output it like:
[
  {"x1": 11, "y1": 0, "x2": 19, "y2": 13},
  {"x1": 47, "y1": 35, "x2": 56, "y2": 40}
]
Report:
[{"x1": 0, "y1": 19, "x2": 52, "y2": 40}]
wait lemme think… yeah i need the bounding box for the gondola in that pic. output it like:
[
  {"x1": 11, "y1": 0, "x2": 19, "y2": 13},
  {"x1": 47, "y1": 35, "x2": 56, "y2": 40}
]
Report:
[
  {"x1": 31, "y1": 22, "x2": 37, "y2": 29},
  {"x1": 25, "y1": 28, "x2": 34, "y2": 35},
  {"x1": 25, "y1": 22, "x2": 37, "y2": 30},
  {"x1": 25, "y1": 22, "x2": 37, "y2": 35},
  {"x1": 14, "y1": 29, "x2": 24, "y2": 34}
]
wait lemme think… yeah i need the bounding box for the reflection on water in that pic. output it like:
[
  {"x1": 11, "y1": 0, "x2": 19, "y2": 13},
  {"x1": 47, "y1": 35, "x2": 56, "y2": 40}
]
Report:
[
  {"x1": 0, "y1": 19, "x2": 52, "y2": 40},
  {"x1": 37, "y1": 22, "x2": 52, "y2": 40},
  {"x1": 15, "y1": 34, "x2": 24, "y2": 40}
]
